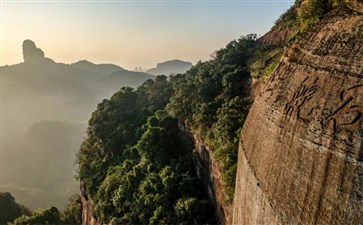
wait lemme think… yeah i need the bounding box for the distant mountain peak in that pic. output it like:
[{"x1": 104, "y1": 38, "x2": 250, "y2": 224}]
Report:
[
  {"x1": 74, "y1": 60, "x2": 94, "y2": 65},
  {"x1": 23, "y1": 40, "x2": 45, "y2": 63},
  {"x1": 70, "y1": 60, "x2": 125, "y2": 76},
  {"x1": 146, "y1": 59, "x2": 192, "y2": 75}
]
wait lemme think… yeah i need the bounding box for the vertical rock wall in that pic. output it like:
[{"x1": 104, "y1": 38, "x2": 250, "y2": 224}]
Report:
[
  {"x1": 233, "y1": 5, "x2": 363, "y2": 225},
  {"x1": 193, "y1": 134, "x2": 232, "y2": 225}
]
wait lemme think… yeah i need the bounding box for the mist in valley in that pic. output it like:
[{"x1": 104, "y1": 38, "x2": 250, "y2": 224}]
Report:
[{"x1": 0, "y1": 40, "x2": 191, "y2": 210}]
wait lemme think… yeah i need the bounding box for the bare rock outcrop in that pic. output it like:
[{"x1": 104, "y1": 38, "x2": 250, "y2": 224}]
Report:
[
  {"x1": 80, "y1": 183, "x2": 98, "y2": 225},
  {"x1": 23, "y1": 39, "x2": 45, "y2": 63},
  {"x1": 233, "y1": 4, "x2": 363, "y2": 225}
]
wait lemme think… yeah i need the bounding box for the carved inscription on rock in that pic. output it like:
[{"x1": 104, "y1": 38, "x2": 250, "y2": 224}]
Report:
[
  {"x1": 284, "y1": 76, "x2": 363, "y2": 132},
  {"x1": 325, "y1": 84, "x2": 363, "y2": 132},
  {"x1": 284, "y1": 76, "x2": 319, "y2": 122}
]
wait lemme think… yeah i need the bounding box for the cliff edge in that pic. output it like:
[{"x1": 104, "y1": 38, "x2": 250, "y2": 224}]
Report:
[{"x1": 233, "y1": 3, "x2": 363, "y2": 225}]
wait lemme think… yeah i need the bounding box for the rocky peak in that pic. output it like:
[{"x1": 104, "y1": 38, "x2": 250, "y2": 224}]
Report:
[{"x1": 23, "y1": 40, "x2": 45, "y2": 63}]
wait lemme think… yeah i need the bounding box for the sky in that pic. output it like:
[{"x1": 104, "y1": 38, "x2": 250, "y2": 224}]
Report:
[{"x1": 0, "y1": 0, "x2": 294, "y2": 70}]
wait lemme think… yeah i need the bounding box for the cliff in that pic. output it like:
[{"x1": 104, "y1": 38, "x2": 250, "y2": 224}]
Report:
[
  {"x1": 233, "y1": 3, "x2": 363, "y2": 225},
  {"x1": 80, "y1": 184, "x2": 98, "y2": 225},
  {"x1": 190, "y1": 132, "x2": 232, "y2": 225}
]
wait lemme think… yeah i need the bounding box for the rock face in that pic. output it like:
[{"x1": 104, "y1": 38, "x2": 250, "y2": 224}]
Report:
[
  {"x1": 80, "y1": 183, "x2": 98, "y2": 225},
  {"x1": 23, "y1": 40, "x2": 45, "y2": 63},
  {"x1": 193, "y1": 134, "x2": 232, "y2": 225},
  {"x1": 232, "y1": 5, "x2": 363, "y2": 225}
]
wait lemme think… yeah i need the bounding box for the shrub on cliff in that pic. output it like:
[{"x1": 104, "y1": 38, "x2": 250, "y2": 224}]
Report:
[{"x1": 297, "y1": 0, "x2": 346, "y2": 25}]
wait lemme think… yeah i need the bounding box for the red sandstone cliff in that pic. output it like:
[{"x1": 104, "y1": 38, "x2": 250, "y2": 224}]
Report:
[{"x1": 233, "y1": 3, "x2": 363, "y2": 225}]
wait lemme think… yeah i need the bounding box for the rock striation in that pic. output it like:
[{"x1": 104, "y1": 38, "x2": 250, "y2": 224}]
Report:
[
  {"x1": 22, "y1": 39, "x2": 45, "y2": 63},
  {"x1": 233, "y1": 4, "x2": 363, "y2": 225}
]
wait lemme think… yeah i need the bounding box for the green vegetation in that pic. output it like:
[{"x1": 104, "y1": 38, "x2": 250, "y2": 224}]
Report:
[
  {"x1": 78, "y1": 76, "x2": 215, "y2": 224},
  {"x1": 167, "y1": 35, "x2": 254, "y2": 202},
  {"x1": 0, "y1": 192, "x2": 30, "y2": 225},
  {"x1": 274, "y1": 3, "x2": 299, "y2": 29},
  {"x1": 298, "y1": 0, "x2": 345, "y2": 25},
  {"x1": 78, "y1": 35, "x2": 257, "y2": 223},
  {"x1": 95, "y1": 112, "x2": 214, "y2": 224},
  {"x1": 251, "y1": 0, "x2": 348, "y2": 80},
  {"x1": 275, "y1": 0, "x2": 345, "y2": 29},
  {"x1": 250, "y1": 46, "x2": 284, "y2": 80},
  {"x1": 78, "y1": 76, "x2": 173, "y2": 196},
  {"x1": 60, "y1": 195, "x2": 82, "y2": 225},
  {"x1": 3, "y1": 193, "x2": 82, "y2": 225},
  {"x1": 9, "y1": 207, "x2": 61, "y2": 225}
]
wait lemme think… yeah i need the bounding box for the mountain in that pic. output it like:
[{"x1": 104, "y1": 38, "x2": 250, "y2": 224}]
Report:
[
  {"x1": 1, "y1": 39, "x2": 155, "y2": 142},
  {"x1": 1, "y1": 40, "x2": 155, "y2": 210},
  {"x1": 99, "y1": 70, "x2": 155, "y2": 96},
  {"x1": 2, "y1": 41, "x2": 100, "y2": 145},
  {"x1": 70, "y1": 60, "x2": 124, "y2": 76},
  {"x1": 146, "y1": 59, "x2": 192, "y2": 75}
]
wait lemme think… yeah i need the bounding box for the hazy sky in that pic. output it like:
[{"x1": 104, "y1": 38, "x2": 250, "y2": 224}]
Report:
[{"x1": 1, "y1": 0, "x2": 294, "y2": 70}]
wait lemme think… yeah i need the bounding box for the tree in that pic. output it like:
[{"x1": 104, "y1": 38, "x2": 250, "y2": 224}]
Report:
[
  {"x1": 0, "y1": 192, "x2": 30, "y2": 225},
  {"x1": 61, "y1": 195, "x2": 82, "y2": 225},
  {"x1": 10, "y1": 207, "x2": 60, "y2": 225}
]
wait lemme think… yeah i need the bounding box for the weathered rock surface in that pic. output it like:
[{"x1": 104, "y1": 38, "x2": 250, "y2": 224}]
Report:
[
  {"x1": 233, "y1": 5, "x2": 363, "y2": 225},
  {"x1": 81, "y1": 183, "x2": 98, "y2": 225}
]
